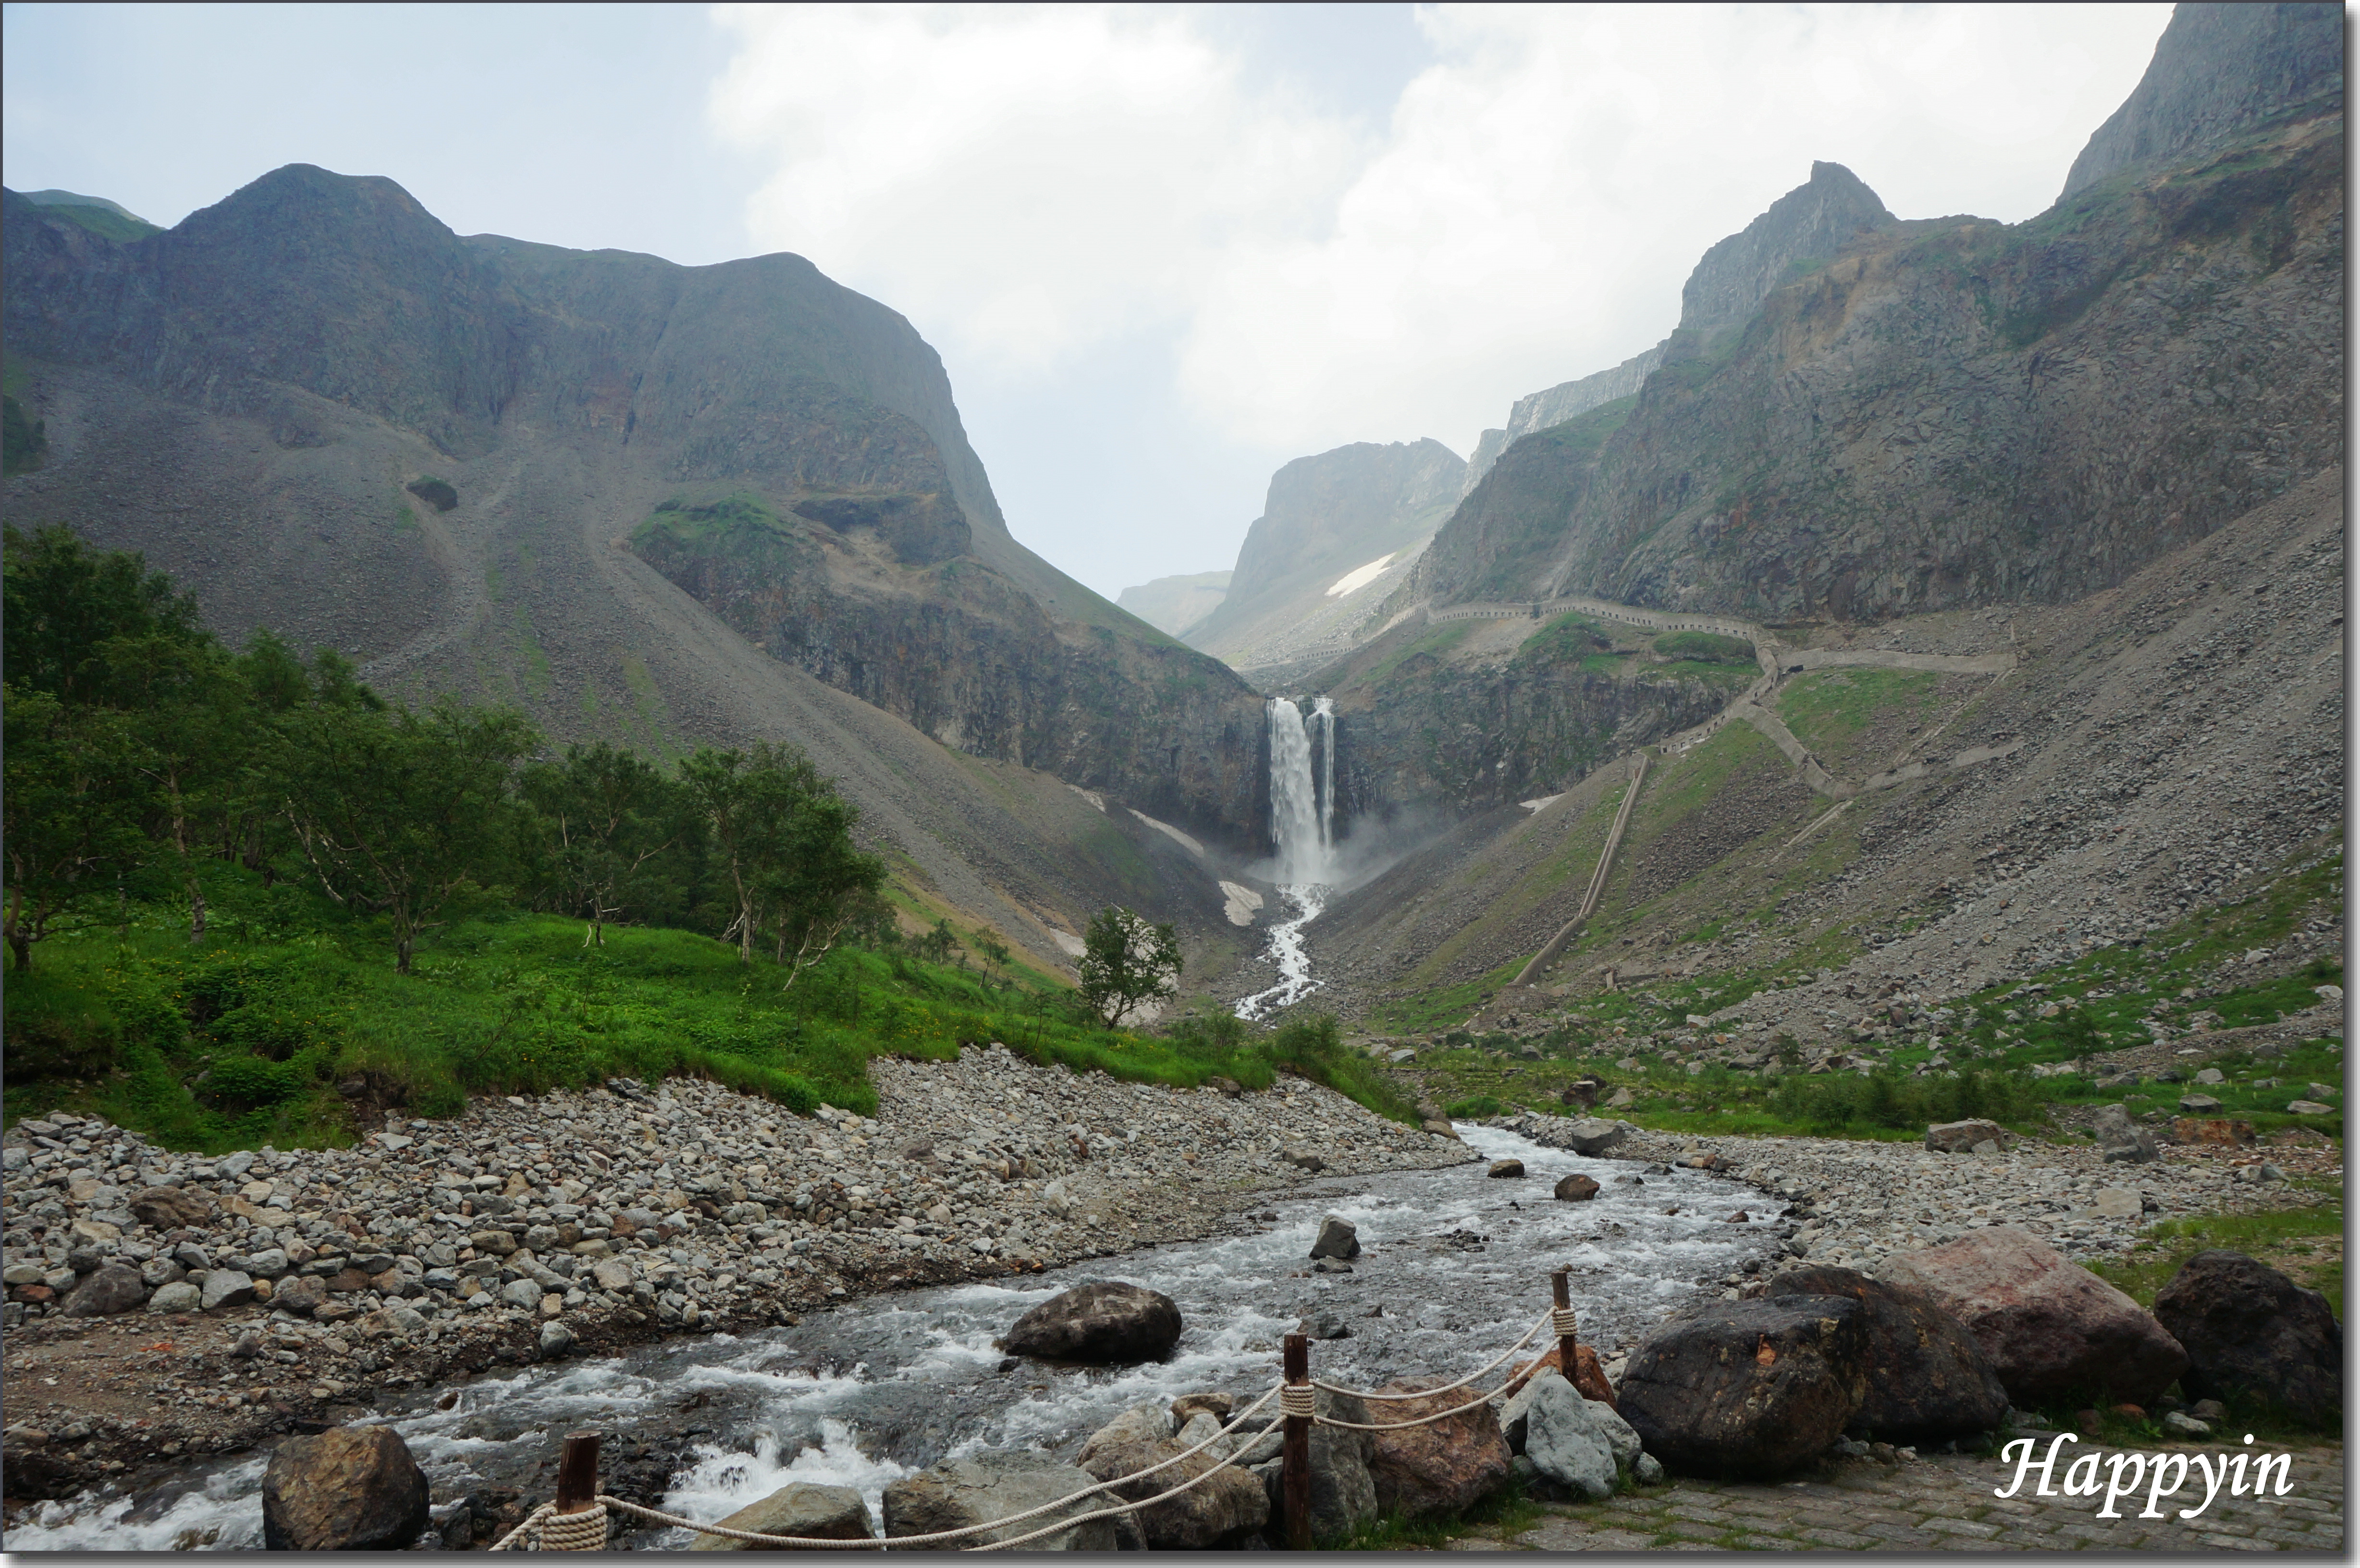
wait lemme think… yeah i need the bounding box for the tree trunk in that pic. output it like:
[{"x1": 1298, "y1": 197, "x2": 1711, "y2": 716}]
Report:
[{"x1": 188, "y1": 876, "x2": 208, "y2": 947}]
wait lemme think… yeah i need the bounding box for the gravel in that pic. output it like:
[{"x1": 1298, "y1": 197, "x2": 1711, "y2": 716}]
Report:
[{"x1": 0, "y1": 1045, "x2": 1470, "y2": 1482}]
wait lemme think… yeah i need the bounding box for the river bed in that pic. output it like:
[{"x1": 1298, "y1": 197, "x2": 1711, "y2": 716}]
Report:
[{"x1": 5, "y1": 1123, "x2": 1779, "y2": 1550}]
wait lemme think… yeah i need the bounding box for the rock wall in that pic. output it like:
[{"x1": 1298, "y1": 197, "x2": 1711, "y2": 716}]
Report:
[
  {"x1": 2062, "y1": 2, "x2": 2343, "y2": 198},
  {"x1": 1414, "y1": 106, "x2": 2343, "y2": 621}
]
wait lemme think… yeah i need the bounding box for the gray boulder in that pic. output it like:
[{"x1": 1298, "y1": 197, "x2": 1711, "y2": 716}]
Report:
[
  {"x1": 61, "y1": 1263, "x2": 147, "y2": 1318},
  {"x1": 2092, "y1": 1103, "x2": 2160, "y2": 1164},
  {"x1": 1309, "y1": 1215, "x2": 1361, "y2": 1261},
  {"x1": 882, "y1": 1452, "x2": 1116, "y2": 1550},
  {"x1": 1555, "y1": 1118, "x2": 1630, "y2": 1157},
  {"x1": 1076, "y1": 1403, "x2": 1267, "y2": 1548},
  {"x1": 146, "y1": 1281, "x2": 202, "y2": 1313},
  {"x1": 1251, "y1": 1390, "x2": 1378, "y2": 1539},
  {"x1": 1925, "y1": 1119, "x2": 2007, "y2": 1153},
  {"x1": 1519, "y1": 1373, "x2": 1618, "y2": 1501},
  {"x1": 198, "y1": 1269, "x2": 256, "y2": 1311},
  {"x1": 690, "y1": 1482, "x2": 874, "y2": 1550}
]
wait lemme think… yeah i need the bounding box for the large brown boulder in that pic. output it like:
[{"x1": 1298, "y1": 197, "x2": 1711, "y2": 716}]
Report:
[
  {"x1": 1925, "y1": 1119, "x2": 2006, "y2": 1153},
  {"x1": 129, "y1": 1185, "x2": 217, "y2": 1229},
  {"x1": 1001, "y1": 1281, "x2": 1181, "y2": 1364},
  {"x1": 261, "y1": 1425, "x2": 432, "y2": 1551},
  {"x1": 1881, "y1": 1225, "x2": 2187, "y2": 1406},
  {"x1": 1553, "y1": 1173, "x2": 1600, "y2": 1201},
  {"x1": 1618, "y1": 1297, "x2": 1867, "y2": 1477},
  {"x1": 688, "y1": 1481, "x2": 873, "y2": 1550},
  {"x1": 1363, "y1": 1376, "x2": 1512, "y2": 1519},
  {"x1": 1506, "y1": 1343, "x2": 1618, "y2": 1409},
  {"x1": 1075, "y1": 1404, "x2": 1267, "y2": 1548},
  {"x1": 882, "y1": 1452, "x2": 1116, "y2": 1551},
  {"x1": 1767, "y1": 1265, "x2": 2008, "y2": 1440},
  {"x1": 2153, "y1": 1250, "x2": 2341, "y2": 1426}
]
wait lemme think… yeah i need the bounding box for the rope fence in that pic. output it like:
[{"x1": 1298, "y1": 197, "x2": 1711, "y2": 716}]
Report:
[{"x1": 488, "y1": 1268, "x2": 1595, "y2": 1551}]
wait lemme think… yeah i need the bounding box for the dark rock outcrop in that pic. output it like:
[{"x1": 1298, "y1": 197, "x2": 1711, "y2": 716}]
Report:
[
  {"x1": 1881, "y1": 1225, "x2": 2188, "y2": 1406},
  {"x1": 1677, "y1": 161, "x2": 1895, "y2": 346},
  {"x1": 1001, "y1": 1280, "x2": 1182, "y2": 1363},
  {"x1": 882, "y1": 1452, "x2": 1116, "y2": 1551},
  {"x1": 2152, "y1": 1249, "x2": 2341, "y2": 1425},
  {"x1": 1618, "y1": 1296, "x2": 1868, "y2": 1477},
  {"x1": 261, "y1": 1425, "x2": 432, "y2": 1552},
  {"x1": 1766, "y1": 1265, "x2": 2009, "y2": 1440},
  {"x1": 2062, "y1": 2, "x2": 2344, "y2": 197}
]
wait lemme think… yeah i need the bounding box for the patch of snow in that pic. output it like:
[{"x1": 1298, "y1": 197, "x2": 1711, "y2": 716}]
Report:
[
  {"x1": 1220, "y1": 881, "x2": 1266, "y2": 927},
  {"x1": 1049, "y1": 929, "x2": 1087, "y2": 957},
  {"x1": 1325, "y1": 552, "x2": 1397, "y2": 598},
  {"x1": 1066, "y1": 785, "x2": 1106, "y2": 812},
  {"x1": 1130, "y1": 808, "x2": 1204, "y2": 857},
  {"x1": 1519, "y1": 795, "x2": 1563, "y2": 813}
]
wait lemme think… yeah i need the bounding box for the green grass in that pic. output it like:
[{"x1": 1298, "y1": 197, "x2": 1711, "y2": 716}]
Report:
[
  {"x1": 1774, "y1": 667, "x2": 1939, "y2": 754},
  {"x1": 1356, "y1": 621, "x2": 1474, "y2": 687},
  {"x1": 32, "y1": 201, "x2": 164, "y2": 243},
  {"x1": 1653, "y1": 630, "x2": 1754, "y2": 665},
  {"x1": 2089, "y1": 1200, "x2": 2343, "y2": 1317},
  {"x1": 1, "y1": 874, "x2": 1414, "y2": 1153}
]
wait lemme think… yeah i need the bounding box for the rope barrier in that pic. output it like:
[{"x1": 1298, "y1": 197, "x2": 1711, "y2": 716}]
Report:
[
  {"x1": 1310, "y1": 1308, "x2": 1553, "y2": 1401},
  {"x1": 488, "y1": 1286, "x2": 1594, "y2": 1548},
  {"x1": 543, "y1": 1385, "x2": 1286, "y2": 1551}
]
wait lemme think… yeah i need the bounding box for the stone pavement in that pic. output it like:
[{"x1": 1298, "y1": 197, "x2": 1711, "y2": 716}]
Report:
[{"x1": 1444, "y1": 1441, "x2": 2344, "y2": 1553}]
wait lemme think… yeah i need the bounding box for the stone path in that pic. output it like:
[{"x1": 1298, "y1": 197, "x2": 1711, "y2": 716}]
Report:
[{"x1": 1443, "y1": 1441, "x2": 2344, "y2": 1553}]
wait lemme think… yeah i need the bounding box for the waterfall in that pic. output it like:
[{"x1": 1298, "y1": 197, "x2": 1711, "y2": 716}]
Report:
[
  {"x1": 1266, "y1": 697, "x2": 1328, "y2": 885},
  {"x1": 1239, "y1": 696, "x2": 1337, "y2": 1018},
  {"x1": 1313, "y1": 696, "x2": 1335, "y2": 855}
]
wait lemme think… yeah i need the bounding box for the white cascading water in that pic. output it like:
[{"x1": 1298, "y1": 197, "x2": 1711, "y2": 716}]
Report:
[{"x1": 1237, "y1": 697, "x2": 1335, "y2": 1018}]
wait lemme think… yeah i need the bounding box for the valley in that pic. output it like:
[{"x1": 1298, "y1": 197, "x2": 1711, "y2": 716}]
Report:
[{"x1": 0, "y1": 0, "x2": 2346, "y2": 1550}]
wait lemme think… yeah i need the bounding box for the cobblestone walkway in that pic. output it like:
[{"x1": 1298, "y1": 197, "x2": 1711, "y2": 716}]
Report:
[{"x1": 1444, "y1": 1442, "x2": 2344, "y2": 1553}]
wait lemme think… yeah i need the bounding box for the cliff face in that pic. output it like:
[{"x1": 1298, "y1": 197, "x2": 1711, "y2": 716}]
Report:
[
  {"x1": 1, "y1": 166, "x2": 1269, "y2": 960},
  {"x1": 1456, "y1": 162, "x2": 1891, "y2": 497},
  {"x1": 1186, "y1": 438, "x2": 1463, "y2": 677},
  {"x1": 1417, "y1": 108, "x2": 2342, "y2": 620},
  {"x1": 2063, "y1": 2, "x2": 2343, "y2": 197}
]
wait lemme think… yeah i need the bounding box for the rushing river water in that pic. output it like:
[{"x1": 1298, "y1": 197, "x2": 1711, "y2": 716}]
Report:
[{"x1": 5, "y1": 1124, "x2": 1779, "y2": 1551}]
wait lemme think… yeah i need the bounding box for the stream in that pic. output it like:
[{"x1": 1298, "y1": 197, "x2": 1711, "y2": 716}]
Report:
[{"x1": 5, "y1": 1123, "x2": 1780, "y2": 1551}]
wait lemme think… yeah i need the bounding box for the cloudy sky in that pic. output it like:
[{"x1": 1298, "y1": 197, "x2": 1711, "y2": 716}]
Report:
[{"x1": 4, "y1": 2, "x2": 2171, "y2": 598}]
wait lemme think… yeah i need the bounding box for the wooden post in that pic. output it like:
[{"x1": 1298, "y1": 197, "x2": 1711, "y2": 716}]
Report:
[
  {"x1": 1552, "y1": 1267, "x2": 1579, "y2": 1384},
  {"x1": 555, "y1": 1430, "x2": 601, "y2": 1514},
  {"x1": 1282, "y1": 1332, "x2": 1312, "y2": 1551}
]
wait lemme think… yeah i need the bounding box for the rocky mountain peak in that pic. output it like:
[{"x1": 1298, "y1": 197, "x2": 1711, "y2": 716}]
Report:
[
  {"x1": 2062, "y1": 2, "x2": 2343, "y2": 199},
  {"x1": 1676, "y1": 160, "x2": 1894, "y2": 345}
]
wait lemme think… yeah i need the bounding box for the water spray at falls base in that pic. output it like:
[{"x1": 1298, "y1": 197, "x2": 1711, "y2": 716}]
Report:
[{"x1": 1237, "y1": 697, "x2": 1335, "y2": 1019}]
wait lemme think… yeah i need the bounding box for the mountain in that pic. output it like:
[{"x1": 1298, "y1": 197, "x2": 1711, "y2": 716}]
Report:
[
  {"x1": 1183, "y1": 438, "x2": 1463, "y2": 684},
  {"x1": 2062, "y1": 1, "x2": 2343, "y2": 197},
  {"x1": 1405, "y1": 10, "x2": 2342, "y2": 626},
  {"x1": 1, "y1": 165, "x2": 1268, "y2": 971},
  {"x1": 1457, "y1": 161, "x2": 1893, "y2": 497},
  {"x1": 1116, "y1": 570, "x2": 1230, "y2": 637},
  {"x1": 14, "y1": 189, "x2": 162, "y2": 242}
]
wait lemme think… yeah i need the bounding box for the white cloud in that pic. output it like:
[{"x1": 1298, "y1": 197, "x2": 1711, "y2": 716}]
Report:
[
  {"x1": 709, "y1": 3, "x2": 1364, "y2": 373},
  {"x1": 710, "y1": 2, "x2": 2170, "y2": 572}
]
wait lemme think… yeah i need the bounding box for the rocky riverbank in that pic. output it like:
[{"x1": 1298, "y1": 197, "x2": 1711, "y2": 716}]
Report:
[
  {"x1": 0, "y1": 1046, "x2": 1470, "y2": 1503},
  {"x1": 1496, "y1": 1115, "x2": 2337, "y2": 1301}
]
